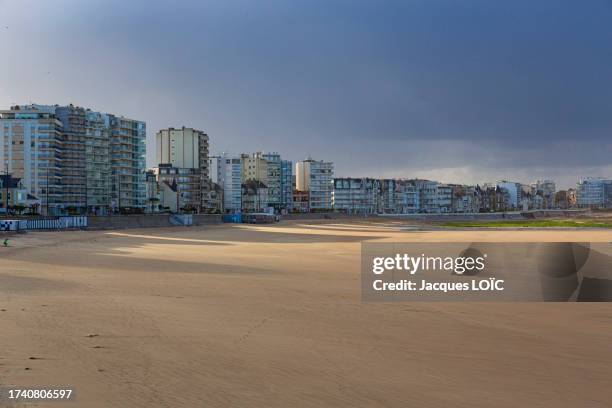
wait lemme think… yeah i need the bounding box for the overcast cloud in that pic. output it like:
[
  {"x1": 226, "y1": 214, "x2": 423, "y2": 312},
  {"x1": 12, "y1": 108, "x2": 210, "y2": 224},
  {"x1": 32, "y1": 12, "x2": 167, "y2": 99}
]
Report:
[{"x1": 1, "y1": 0, "x2": 611, "y2": 188}]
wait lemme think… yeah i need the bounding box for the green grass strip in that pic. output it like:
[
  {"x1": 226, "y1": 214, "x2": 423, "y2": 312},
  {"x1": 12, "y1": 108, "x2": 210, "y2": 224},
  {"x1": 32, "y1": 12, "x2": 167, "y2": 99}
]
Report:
[{"x1": 442, "y1": 220, "x2": 612, "y2": 228}]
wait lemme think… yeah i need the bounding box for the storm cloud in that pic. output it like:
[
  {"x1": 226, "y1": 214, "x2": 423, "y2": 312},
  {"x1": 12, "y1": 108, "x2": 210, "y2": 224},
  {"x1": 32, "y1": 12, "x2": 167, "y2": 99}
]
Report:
[{"x1": 0, "y1": 0, "x2": 610, "y2": 188}]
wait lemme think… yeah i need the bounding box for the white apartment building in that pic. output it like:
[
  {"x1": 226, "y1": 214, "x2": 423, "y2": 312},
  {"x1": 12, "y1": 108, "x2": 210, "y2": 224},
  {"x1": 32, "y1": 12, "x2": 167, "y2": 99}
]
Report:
[
  {"x1": 156, "y1": 127, "x2": 206, "y2": 169},
  {"x1": 210, "y1": 154, "x2": 242, "y2": 212},
  {"x1": 0, "y1": 105, "x2": 62, "y2": 214}
]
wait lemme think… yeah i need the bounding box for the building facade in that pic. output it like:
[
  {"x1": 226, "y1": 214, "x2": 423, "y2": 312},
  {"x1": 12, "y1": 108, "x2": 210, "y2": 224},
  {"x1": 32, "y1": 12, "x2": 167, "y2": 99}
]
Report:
[
  {"x1": 241, "y1": 180, "x2": 268, "y2": 213},
  {"x1": 451, "y1": 185, "x2": 479, "y2": 213},
  {"x1": 531, "y1": 180, "x2": 556, "y2": 209},
  {"x1": 0, "y1": 105, "x2": 63, "y2": 214},
  {"x1": 155, "y1": 127, "x2": 210, "y2": 212},
  {"x1": 0, "y1": 174, "x2": 34, "y2": 212},
  {"x1": 155, "y1": 165, "x2": 202, "y2": 212},
  {"x1": 262, "y1": 153, "x2": 282, "y2": 211},
  {"x1": 0, "y1": 104, "x2": 146, "y2": 215},
  {"x1": 333, "y1": 178, "x2": 380, "y2": 214},
  {"x1": 496, "y1": 181, "x2": 521, "y2": 210},
  {"x1": 295, "y1": 159, "x2": 334, "y2": 211},
  {"x1": 111, "y1": 115, "x2": 147, "y2": 212},
  {"x1": 378, "y1": 179, "x2": 420, "y2": 214},
  {"x1": 241, "y1": 153, "x2": 268, "y2": 185},
  {"x1": 145, "y1": 170, "x2": 161, "y2": 213},
  {"x1": 210, "y1": 154, "x2": 242, "y2": 213},
  {"x1": 576, "y1": 178, "x2": 612, "y2": 208},
  {"x1": 554, "y1": 189, "x2": 576, "y2": 210},
  {"x1": 415, "y1": 180, "x2": 439, "y2": 213},
  {"x1": 292, "y1": 190, "x2": 309, "y2": 213},
  {"x1": 395, "y1": 180, "x2": 419, "y2": 214},
  {"x1": 280, "y1": 159, "x2": 293, "y2": 212}
]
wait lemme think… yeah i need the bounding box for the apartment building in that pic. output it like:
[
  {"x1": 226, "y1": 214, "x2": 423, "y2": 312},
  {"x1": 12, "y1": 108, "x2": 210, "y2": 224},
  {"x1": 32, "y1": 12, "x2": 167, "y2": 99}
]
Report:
[
  {"x1": 0, "y1": 105, "x2": 63, "y2": 214},
  {"x1": 554, "y1": 189, "x2": 577, "y2": 210},
  {"x1": 242, "y1": 179, "x2": 268, "y2": 212},
  {"x1": 261, "y1": 153, "x2": 281, "y2": 210},
  {"x1": 576, "y1": 178, "x2": 612, "y2": 208},
  {"x1": 209, "y1": 154, "x2": 242, "y2": 213},
  {"x1": 155, "y1": 127, "x2": 210, "y2": 212},
  {"x1": 396, "y1": 180, "x2": 419, "y2": 214},
  {"x1": 55, "y1": 105, "x2": 132, "y2": 214},
  {"x1": 308, "y1": 159, "x2": 334, "y2": 211},
  {"x1": 241, "y1": 153, "x2": 268, "y2": 184},
  {"x1": 207, "y1": 181, "x2": 224, "y2": 213},
  {"x1": 55, "y1": 106, "x2": 87, "y2": 212},
  {"x1": 415, "y1": 180, "x2": 439, "y2": 213},
  {"x1": 280, "y1": 159, "x2": 293, "y2": 211},
  {"x1": 144, "y1": 170, "x2": 161, "y2": 213},
  {"x1": 0, "y1": 104, "x2": 146, "y2": 215},
  {"x1": 295, "y1": 158, "x2": 334, "y2": 211},
  {"x1": 333, "y1": 178, "x2": 425, "y2": 215},
  {"x1": 332, "y1": 177, "x2": 380, "y2": 214},
  {"x1": 155, "y1": 165, "x2": 202, "y2": 211},
  {"x1": 112, "y1": 115, "x2": 147, "y2": 212},
  {"x1": 496, "y1": 181, "x2": 521, "y2": 210},
  {"x1": 378, "y1": 179, "x2": 396, "y2": 213},
  {"x1": 379, "y1": 179, "x2": 420, "y2": 214},
  {"x1": 485, "y1": 184, "x2": 513, "y2": 211},
  {"x1": 451, "y1": 185, "x2": 479, "y2": 213},
  {"x1": 531, "y1": 180, "x2": 556, "y2": 209},
  {"x1": 436, "y1": 184, "x2": 453, "y2": 213},
  {"x1": 238, "y1": 152, "x2": 268, "y2": 211}
]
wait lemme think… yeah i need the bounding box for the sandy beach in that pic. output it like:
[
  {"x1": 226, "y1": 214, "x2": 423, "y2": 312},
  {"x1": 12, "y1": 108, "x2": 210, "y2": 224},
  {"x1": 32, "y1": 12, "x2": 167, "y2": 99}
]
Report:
[{"x1": 1, "y1": 221, "x2": 611, "y2": 407}]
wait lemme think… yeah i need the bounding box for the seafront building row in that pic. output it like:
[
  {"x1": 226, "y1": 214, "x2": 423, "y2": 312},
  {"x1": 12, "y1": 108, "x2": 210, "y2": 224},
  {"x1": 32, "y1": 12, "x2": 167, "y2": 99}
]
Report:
[
  {"x1": 1, "y1": 104, "x2": 610, "y2": 215},
  {"x1": 333, "y1": 178, "x2": 572, "y2": 214},
  {"x1": 1, "y1": 104, "x2": 145, "y2": 215}
]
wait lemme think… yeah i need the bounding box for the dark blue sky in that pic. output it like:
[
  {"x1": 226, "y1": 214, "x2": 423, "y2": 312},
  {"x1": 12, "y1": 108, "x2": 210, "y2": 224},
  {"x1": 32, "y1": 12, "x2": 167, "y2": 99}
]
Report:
[{"x1": 1, "y1": 0, "x2": 611, "y2": 188}]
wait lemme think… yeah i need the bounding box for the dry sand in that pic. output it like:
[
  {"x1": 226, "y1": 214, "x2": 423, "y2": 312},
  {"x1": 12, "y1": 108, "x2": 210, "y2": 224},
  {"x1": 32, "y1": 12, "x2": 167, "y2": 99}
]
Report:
[{"x1": 0, "y1": 220, "x2": 611, "y2": 407}]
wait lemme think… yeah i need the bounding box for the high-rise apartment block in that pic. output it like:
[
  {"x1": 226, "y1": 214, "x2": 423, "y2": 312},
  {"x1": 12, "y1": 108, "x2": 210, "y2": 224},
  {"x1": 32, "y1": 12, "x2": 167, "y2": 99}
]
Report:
[
  {"x1": 0, "y1": 104, "x2": 145, "y2": 215},
  {"x1": 209, "y1": 154, "x2": 242, "y2": 212},
  {"x1": 155, "y1": 127, "x2": 210, "y2": 212}
]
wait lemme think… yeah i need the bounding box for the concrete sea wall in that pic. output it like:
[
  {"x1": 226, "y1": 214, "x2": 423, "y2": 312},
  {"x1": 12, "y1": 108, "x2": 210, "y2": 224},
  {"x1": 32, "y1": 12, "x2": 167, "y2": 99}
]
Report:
[{"x1": 87, "y1": 214, "x2": 222, "y2": 230}]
